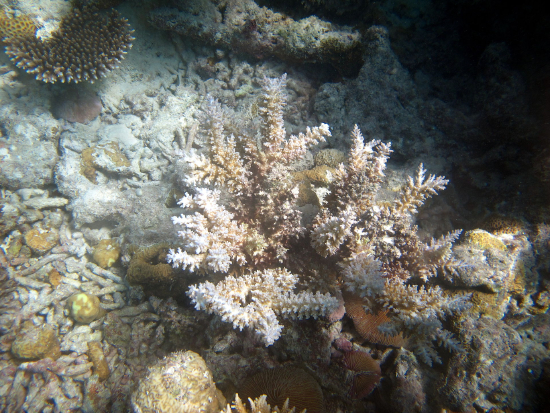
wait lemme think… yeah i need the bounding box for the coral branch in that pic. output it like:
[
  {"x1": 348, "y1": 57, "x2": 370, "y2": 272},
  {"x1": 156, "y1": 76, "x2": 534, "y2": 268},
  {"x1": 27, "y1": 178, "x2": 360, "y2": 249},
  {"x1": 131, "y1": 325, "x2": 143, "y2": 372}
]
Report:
[
  {"x1": 187, "y1": 268, "x2": 338, "y2": 346},
  {"x1": 392, "y1": 164, "x2": 448, "y2": 216}
]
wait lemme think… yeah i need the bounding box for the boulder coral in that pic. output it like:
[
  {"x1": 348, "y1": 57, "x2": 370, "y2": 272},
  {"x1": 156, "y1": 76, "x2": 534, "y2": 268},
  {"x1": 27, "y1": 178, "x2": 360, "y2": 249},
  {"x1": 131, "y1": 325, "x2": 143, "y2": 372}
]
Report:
[{"x1": 131, "y1": 350, "x2": 225, "y2": 413}]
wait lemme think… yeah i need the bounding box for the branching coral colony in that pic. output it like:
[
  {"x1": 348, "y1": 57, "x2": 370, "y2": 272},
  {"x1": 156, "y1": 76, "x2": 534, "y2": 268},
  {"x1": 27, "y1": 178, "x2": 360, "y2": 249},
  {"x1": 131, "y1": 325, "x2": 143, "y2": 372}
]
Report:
[{"x1": 168, "y1": 75, "x2": 471, "y2": 363}]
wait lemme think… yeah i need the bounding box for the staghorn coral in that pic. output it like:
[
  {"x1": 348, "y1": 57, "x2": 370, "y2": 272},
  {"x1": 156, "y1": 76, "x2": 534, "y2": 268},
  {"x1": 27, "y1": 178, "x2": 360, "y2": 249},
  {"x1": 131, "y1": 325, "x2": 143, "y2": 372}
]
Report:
[
  {"x1": 308, "y1": 127, "x2": 470, "y2": 364},
  {"x1": 169, "y1": 76, "x2": 330, "y2": 267},
  {"x1": 169, "y1": 75, "x2": 337, "y2": 345},
  {"x1": 4, "y1": 7, "x2": 134, "y2": 83},
  {"x1": 170, "y1": 75, "x2": 470, "y2": 361},
  {"x1": 188, "y1": 268, "x2": 337, "y2": 346}
]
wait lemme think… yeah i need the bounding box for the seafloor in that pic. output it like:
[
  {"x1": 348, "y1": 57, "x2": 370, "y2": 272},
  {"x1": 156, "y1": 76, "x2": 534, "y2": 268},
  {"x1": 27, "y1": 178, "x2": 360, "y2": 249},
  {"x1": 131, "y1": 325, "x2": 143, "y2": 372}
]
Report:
[{"x1": 0, "y1": 0, "x2": 549, "y2": 412}]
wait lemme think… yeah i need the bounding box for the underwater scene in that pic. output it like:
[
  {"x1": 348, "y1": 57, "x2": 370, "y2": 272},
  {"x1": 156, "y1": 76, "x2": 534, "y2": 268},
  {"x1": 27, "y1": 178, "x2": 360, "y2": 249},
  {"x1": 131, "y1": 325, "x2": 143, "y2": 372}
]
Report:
[{"x1": 0, "y1": 0, "x2": 549, "y2": 411}]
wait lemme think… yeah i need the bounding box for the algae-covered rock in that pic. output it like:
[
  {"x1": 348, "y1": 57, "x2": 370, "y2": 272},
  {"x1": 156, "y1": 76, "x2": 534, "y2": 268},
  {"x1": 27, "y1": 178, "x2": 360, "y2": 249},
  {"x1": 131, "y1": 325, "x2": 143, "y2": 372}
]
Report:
[
  {"x1": 11, "y1": 322, "x2": 61, "y2": 360},
  {"x1": 150, "y1": 0, "x2": 363, "y2": 76}
]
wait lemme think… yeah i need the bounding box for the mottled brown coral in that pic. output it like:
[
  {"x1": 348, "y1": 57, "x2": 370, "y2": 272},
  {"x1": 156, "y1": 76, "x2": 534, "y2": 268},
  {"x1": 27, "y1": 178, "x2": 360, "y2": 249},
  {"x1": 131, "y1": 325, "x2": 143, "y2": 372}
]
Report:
[
  {"x1": 314, "y1": 148, "x2": 345, "y2": 168},
  {"x1": 4, "y1": 7, "x2": 133, "y2": 83},
  {"x1": 0, "y1": 8, "x2": 37, "y2": 40}
]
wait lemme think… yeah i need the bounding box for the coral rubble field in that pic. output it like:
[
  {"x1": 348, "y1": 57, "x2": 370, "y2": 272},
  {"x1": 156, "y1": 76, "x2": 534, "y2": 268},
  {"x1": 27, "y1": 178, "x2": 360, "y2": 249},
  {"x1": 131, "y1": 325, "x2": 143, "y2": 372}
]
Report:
[{"x1": 1, "y1": 0, "x2": 549, "y2": 412}]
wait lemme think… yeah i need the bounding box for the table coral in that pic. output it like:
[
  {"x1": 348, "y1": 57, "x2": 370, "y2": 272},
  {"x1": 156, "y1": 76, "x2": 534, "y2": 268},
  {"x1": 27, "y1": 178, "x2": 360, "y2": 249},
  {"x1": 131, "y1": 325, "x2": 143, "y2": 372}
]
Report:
[{"x1": 4, "y1": 6, "x2": 134, "y2": 83}]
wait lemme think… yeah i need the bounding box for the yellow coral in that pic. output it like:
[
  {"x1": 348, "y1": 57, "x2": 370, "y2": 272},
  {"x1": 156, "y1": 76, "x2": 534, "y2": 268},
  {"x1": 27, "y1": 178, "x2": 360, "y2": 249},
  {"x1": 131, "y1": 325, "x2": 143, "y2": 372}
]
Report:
[
  {"x1": 462, "y1": 229, "x2": 507, "y2": 251},
  {"x1": 67, "y1": 293, "x2": 106, "y2": 323}
]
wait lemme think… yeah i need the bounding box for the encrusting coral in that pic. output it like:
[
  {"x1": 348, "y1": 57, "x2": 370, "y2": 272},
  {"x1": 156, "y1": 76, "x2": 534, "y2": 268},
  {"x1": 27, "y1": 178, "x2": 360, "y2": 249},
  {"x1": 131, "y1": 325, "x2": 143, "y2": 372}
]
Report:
[
  {"x1": 169, "y1": 75, "x2": 470, "y2": 362},
  {"x1": 4, "y1": 6, "x2": 134, "y2": 83}
]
